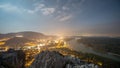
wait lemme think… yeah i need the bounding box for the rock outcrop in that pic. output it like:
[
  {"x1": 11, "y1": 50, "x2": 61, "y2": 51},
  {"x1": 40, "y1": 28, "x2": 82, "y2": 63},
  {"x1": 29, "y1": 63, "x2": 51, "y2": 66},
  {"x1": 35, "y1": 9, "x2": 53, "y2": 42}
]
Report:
[
  {"x1": 0, "y1": 49, "x2": 25, "y2": 68},
  {"x1": 30, "y1": 51, "x2": 99, "y2": 68}
]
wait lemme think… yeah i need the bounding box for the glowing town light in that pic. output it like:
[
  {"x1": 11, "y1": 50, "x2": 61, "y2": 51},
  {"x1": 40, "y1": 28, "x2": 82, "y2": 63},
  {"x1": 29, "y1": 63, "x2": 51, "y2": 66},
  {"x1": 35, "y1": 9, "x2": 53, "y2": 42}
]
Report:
[
  {"x1": 16, "y1": 35, "x2": 23, "y2": 37},
  {"x1": 60, "y1": 36, "x2": 64, "y2": 39},
  {"x1": 28, "y1": 47, "x2": 31, "y2": 49},
  {"x1": 37, "y1": 44, "x2": 45, "y2": 47},
  {"x1": 0, "y1": 42, "x2": 5, "y2": 45},
  {"x1": 54, "y1": 40, "x2": 59, "y2": 43},
  {"x1": 37, "y1": 46, "x2": 40, "y2": 50}
]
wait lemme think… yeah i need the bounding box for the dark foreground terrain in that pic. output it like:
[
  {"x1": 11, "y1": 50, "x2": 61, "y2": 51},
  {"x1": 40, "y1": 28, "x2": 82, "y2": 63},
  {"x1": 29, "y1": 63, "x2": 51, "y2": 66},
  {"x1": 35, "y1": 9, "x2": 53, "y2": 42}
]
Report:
[
  {"x1": 0, "y1": 48, "x2": 120, "y2": 68},
  {"x1": 30, "y1": 51, "x2": 99, "y2": 68},
  {"x1": 0, "y1": 49, "x2": 99, "y2": 68}
]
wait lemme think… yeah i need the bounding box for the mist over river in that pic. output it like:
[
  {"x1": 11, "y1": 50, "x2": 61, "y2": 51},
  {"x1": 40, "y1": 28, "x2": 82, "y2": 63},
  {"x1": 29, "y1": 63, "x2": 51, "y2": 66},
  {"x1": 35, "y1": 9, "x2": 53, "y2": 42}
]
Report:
[{"x1": 66, "y1": 39, "x2": 120, "y2": 62}]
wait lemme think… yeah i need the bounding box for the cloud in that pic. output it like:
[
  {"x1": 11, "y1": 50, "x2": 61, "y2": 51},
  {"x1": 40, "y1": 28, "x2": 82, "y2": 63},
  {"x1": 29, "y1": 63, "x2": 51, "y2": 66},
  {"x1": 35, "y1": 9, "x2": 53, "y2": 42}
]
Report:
[
  {"x1": 62, "y1": 6, "x2": 69, "y2": 10},
  {"x1": 34, "y1": 4, "x2": 45, "y2": 12},
  {"x1": 27, "y1": 3, "x2": 55, "y2": 15},
  {"x1": 35, "y1": 4, "x2": 55, "y2": 15},
  {"x1": 0, "y1": 4, "x2": 21, "y2": 13},
  {"x1": 25, "y1": 4, "x2": 45, "y2": 14},
  {"x1": 27, "y1": 10, "x2": 35, "y2": 14},
  {"x1": 41, "y1": 8, "x2": 55, "y2": 15},
  {"x1": 0, "y1": 4, "x2": 33, "y2": 14},
  {"x1": 59, "y1": 15, "x2": 72, "y2": 21},
  {"x1": 0, "y1": 3, "x2": 55, "y2": 15}
]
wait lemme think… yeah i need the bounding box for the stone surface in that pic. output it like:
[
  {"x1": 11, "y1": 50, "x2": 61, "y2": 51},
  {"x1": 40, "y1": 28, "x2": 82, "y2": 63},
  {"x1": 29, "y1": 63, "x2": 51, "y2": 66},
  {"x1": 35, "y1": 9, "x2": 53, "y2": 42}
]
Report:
[
  {"x1": 30, "y1": 51, "x2": 99, "y2": 68},
  {"x1": 0, "y1": 49, "x2": 25, "y2": 68}
]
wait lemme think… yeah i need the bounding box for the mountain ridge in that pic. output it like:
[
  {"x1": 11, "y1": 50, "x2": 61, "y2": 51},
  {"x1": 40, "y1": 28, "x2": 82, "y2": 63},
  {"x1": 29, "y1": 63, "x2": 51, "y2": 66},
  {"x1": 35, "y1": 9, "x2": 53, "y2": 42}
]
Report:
[{"x1": 0, "y1": 31, "x2": 46, "y2": 39}]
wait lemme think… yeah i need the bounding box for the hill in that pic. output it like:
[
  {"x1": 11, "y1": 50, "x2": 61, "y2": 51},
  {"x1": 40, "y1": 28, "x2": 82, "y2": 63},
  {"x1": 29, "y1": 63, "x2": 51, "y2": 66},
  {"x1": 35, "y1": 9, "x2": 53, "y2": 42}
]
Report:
[
  {"x1": 4, "y1": 37, "x2": 33, "y2": 47},
  {"x1": 0, "y1": 31, "x2": 47, "y2": 40}
]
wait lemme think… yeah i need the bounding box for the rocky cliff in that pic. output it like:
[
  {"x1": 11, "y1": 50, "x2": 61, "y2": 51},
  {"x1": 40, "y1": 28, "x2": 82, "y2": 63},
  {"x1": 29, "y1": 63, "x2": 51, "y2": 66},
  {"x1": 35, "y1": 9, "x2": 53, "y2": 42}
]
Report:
[
  {"x1": 30, "y1": 51, "x2": 99, "y2": 68},
  {"x1": 0, "y1": 49, "x2": 25, "y2": 68}
]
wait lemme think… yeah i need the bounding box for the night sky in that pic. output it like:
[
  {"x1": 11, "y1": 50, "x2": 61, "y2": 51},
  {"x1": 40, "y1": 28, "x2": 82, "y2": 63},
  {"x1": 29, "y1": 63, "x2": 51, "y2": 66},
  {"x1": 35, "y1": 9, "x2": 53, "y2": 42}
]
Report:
[{"x1": 0, "y1": 0, "x2": 120, "y2": 36}]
